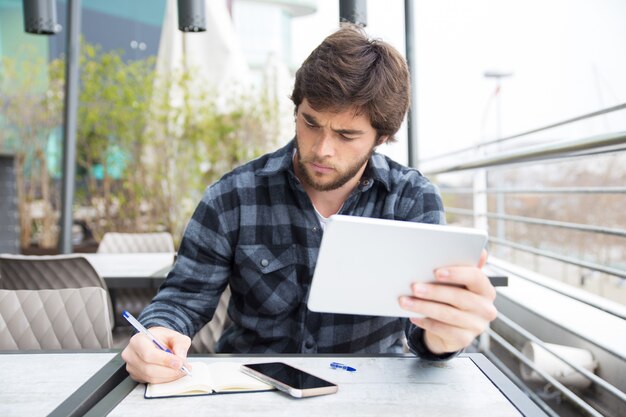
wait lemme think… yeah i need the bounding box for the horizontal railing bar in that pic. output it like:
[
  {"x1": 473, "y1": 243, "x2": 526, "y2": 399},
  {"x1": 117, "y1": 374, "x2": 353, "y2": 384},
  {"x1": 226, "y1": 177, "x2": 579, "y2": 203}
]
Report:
[
  {"x1": 487, "y1": 261, "x2": 626, "y2": 322},
  {"x1": 445, "y1": 208, "x2": 626, "y2": 238},
  {"x1": 482, "y1": 349, "x2": 561, "y2": 417},
  {"x1": 496, "y1": 313, "x2": 626, "y2": 403},
  {"x1": 489, "y1": 237, "x2": 626, "y2": 280},
  {"x1": 439, "y1": 186, "x2": 626, "y2": 194},
  {"x1": 487, "y1": 329, "x2": 606, "y2": 417},
  {"x1": 444, "y1": 208, "x2": 475, "y2": 217},
  {"x1": 420, "y1": 103, "x2": 626, "y2": 163},
  {"x1": 422, "y1": 130, "x2": 626, "y2": 175}
]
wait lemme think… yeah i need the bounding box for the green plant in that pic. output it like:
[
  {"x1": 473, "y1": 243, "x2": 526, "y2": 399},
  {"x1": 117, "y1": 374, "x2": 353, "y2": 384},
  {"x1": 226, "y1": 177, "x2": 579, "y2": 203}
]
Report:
[{"x1": 1, "y1": 41, "x2": 282, "y2": 249}]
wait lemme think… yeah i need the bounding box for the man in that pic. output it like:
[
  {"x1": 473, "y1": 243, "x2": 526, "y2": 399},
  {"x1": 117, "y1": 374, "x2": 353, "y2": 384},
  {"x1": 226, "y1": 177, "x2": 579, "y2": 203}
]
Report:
[{"x1": 122, "y1": 25, "x2": 497, "y2": 383}]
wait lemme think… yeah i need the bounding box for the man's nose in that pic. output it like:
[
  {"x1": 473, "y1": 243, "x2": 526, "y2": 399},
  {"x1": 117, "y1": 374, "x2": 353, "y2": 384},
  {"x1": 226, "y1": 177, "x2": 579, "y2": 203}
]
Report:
[{"x1": 312, "y1": 131, "x2": 334, "y2": 157}]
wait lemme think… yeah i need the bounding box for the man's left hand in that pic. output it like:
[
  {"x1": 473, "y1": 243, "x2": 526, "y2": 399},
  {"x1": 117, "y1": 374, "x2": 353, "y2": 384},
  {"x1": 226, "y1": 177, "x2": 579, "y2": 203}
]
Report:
[{"x1": 399, "y1": 250, "x2": 497, "y2": 355}]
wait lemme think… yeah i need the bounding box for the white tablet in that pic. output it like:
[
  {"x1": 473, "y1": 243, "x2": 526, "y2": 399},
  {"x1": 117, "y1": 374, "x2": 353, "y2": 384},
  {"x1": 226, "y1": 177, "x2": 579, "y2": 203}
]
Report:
[{"x1": 307, "y1": 215, "x2": 488, "y2": 318}]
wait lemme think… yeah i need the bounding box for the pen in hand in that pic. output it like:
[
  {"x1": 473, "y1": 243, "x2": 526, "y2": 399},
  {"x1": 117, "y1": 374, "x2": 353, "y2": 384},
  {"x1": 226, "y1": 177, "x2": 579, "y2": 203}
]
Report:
[{"x1": 122, "y1": 310, "x2": 192, "y2": 377}]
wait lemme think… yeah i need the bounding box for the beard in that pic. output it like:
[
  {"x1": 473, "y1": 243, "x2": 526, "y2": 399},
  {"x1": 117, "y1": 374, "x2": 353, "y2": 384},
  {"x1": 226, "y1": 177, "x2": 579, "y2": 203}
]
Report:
[{"x1": 295, "y1": 137, "x2": 374, "y2": 192}]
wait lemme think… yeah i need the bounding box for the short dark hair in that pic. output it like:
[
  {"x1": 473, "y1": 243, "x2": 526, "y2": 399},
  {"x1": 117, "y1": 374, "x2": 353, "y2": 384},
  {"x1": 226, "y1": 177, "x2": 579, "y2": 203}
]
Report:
[{"x1": 291, "y1": 24, "x2": 410, "y2": 142}]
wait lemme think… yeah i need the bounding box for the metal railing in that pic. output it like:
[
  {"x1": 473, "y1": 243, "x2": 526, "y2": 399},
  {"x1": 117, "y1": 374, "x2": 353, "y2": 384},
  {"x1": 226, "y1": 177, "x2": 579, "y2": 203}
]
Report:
[
  {"x1": 441, "y1": 186, "x2": 626, "y2": 194},
  {"x1": 419, "y1": 103, "x2": 626, "y2": 164},
  {"x1": 423, "y1": 129, "x2": 626, "y2": 175},
  {"x1": 487, "y1": 329, "x2": 606, "y2": 417},
  {"x1": 419, "y1": 103, "x2": 626, "y2": 417},
  {"x1": 444, "y1": 208, "x2": 626, "y2": 238}
]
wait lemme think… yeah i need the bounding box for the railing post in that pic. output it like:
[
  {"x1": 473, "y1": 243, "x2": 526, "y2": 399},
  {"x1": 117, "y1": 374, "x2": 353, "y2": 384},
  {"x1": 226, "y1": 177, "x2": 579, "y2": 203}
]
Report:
[
  {"x1": 473, "y1": 169, "x2": 488, "y2": 231},
  {"x1": 473, "y1": 164, "x2": 490, "y2": 352},
  {"x1": 495, "y1": 175, "x2": 506, "y2": 242}
]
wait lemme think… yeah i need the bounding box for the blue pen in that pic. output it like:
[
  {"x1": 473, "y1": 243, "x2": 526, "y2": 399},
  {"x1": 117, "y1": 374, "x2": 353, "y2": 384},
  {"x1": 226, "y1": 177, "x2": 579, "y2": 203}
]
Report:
[
  {"x1": 330, "y1": 362, "x2": 357, "y2": 372},
  {"x1": 122, "y1": 310, "x2": 192, "y2": 376}
]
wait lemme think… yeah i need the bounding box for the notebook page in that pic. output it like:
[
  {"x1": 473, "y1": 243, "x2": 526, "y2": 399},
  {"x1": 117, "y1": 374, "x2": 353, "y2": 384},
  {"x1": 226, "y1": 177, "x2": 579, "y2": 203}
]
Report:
[{"x1": 145, "y1": 362, "x2": 214, "y2": 398}]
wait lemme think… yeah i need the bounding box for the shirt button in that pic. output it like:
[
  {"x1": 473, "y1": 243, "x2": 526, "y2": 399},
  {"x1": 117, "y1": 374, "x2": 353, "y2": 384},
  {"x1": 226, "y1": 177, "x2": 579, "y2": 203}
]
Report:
[
  {"x1": 312, "y1": 226, "x2": 318, "y2": 232},
  {"x1": 260, "y1": 259, "x2": 269, "y2": 267},
  {"x1": 362, "y1": 179, "x2": 370, "y2": 186},
  {"x1": 305, "y1": 340, "x2": 315, "y2": 350}
]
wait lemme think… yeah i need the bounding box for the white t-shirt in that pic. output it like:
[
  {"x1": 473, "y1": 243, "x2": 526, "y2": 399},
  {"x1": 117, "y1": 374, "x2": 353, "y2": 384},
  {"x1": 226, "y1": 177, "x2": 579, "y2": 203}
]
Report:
[{"x1": 313, "y1": 205, "x2": 331, "y2": 231}]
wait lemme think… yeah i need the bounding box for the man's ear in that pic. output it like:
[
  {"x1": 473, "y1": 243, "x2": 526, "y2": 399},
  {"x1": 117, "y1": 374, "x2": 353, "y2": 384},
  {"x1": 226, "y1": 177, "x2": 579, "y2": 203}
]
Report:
[{"x1": 377, "y1": 135, "x2": 389, "y2": 146}]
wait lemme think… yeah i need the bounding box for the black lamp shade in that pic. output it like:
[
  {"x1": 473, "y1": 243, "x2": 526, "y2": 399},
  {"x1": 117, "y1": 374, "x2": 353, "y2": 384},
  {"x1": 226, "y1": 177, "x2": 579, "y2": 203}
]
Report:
[
  {"x1": 177, "y1": 0, "x2": 206, "y2": 32},
  {"x1": 339, "y1": 0, "x2": 367, "y2": 27},
  {"x1": 22, "y1": 0, "x2": 60, "y2": 35}
]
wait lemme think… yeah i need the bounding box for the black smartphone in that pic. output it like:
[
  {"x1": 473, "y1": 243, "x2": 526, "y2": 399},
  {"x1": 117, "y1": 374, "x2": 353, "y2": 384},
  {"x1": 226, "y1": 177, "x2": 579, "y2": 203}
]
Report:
[{"x1": 240, "y1": 362, "x2": 338, "y2": 398}]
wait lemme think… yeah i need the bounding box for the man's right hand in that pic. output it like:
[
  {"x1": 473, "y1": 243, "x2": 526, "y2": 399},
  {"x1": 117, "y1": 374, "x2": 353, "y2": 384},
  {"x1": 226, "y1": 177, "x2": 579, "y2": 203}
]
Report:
[{"x1": 121, "y1": 326, "x2": 192, "y2": 383}]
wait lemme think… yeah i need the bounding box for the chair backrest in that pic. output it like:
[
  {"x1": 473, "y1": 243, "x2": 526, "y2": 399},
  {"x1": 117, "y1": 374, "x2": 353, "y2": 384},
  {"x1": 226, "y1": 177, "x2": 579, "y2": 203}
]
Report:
[
  {"x1": 0, "y1": 287, "x2": 113, "y2": 350},
  {"x1": 0, "y1": 254, "x2": 105, "y2": 290},
  {"x1": 190, "y1": 286, "x2": 232, "y2": 353},
  {"x1": 0, "y1": 254, "x2": 114, "y2": 327},
  {"x1": 97, "y1": 232, "x2": 175, "y2": 253}
]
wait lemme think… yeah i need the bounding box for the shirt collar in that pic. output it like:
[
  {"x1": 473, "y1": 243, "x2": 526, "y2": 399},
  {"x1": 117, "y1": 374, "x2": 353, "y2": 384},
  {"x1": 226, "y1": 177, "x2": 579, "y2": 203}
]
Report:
[
  {"x1": 361, "y1": 151, "x2": 391, "y2": 192},
  {"x1": 255, "y1": 140, "x2": 296, "y2": 177},
  {"x1": 256, "y1": 138, "x2": 392, "y2": 192}
]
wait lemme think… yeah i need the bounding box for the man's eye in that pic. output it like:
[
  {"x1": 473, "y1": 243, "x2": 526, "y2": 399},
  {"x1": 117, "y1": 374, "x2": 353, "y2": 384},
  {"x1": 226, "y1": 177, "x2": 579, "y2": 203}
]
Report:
[
  {"x1": 340, "y1": 134, "x2": 356, "y2": 141},
  {"x1": 305, "y1": 121, "x2": 319, "y2": 129}
]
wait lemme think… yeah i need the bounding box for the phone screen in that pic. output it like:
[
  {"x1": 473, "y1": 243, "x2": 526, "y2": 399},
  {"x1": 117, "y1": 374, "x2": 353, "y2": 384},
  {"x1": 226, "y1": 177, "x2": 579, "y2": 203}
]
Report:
[{"x1": 243, "y1": 362, "x2": 336, "y2": 390}]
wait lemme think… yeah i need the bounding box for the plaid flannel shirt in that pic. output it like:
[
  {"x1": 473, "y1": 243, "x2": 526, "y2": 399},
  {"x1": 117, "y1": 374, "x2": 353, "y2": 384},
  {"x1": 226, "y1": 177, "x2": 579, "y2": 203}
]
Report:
[{"x1": 139, "y1": 139, "x2": 454, "y2": 359}]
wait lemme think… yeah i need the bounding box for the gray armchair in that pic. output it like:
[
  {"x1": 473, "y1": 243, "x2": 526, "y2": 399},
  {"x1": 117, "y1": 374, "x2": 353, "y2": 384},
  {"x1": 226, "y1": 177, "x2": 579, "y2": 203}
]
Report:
[
  {"x1": 0, "y1": 254, "x2": 105, "y2": 289},
  {"x1": 0, "y1": 254, "x2": 114, "y2": 328},
  {"x1": 0, "y1": 287, "x2": 113, "y2": 350},
  {"x1": 97, "y1": 232, "x2": 175, "y2": 253}
]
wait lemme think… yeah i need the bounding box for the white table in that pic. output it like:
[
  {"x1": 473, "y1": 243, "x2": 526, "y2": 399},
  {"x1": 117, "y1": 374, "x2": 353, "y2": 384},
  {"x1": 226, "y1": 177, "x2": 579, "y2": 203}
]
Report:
[
  {"x1": 82, "y1": 253, "x2": 175, "y2": 289},
  {"x1": 1, "y1": 353, "x2": 547, "y2": 417},
  {"x1": 108, "y1": 354, "x2": 544, "y2": 417},
  {"x1": 0, "y1": 352, "x2": 117, "y2": 417}
]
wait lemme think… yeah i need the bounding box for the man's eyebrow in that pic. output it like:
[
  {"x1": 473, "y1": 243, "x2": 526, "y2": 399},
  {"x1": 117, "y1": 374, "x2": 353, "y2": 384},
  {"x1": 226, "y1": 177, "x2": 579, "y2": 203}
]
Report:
[
  {"x1": 301, "y1": 111, "x2": 365, "y2": 136},
  {"x1": 301, "y1": 112, "x2": 319, "y2": 124},
  {"x1": 333, "y1": 127, "x2": 365, "y2": 136}
]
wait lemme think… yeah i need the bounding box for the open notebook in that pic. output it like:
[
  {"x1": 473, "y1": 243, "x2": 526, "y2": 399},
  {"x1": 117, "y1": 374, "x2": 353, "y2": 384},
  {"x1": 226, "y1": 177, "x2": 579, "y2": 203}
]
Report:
[{"x1": 145, "y1": 362, "x2": 274, "y2": 399}]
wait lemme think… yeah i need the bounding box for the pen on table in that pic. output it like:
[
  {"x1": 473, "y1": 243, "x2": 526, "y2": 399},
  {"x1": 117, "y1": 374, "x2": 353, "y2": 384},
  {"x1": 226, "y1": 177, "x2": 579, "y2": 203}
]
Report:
[
  {"x1": 122, "y1": 310, "x2": 192, "y2": 377},
  {"x1": 330, "y1": 362, "x2": 357, "y2": 372}
]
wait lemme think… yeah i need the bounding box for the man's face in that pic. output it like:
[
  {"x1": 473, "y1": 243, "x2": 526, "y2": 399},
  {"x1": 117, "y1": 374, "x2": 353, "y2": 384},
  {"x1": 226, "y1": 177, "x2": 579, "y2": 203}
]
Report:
[{"x1": 294, "y1": 99, "x2": 386, "y2": 192}]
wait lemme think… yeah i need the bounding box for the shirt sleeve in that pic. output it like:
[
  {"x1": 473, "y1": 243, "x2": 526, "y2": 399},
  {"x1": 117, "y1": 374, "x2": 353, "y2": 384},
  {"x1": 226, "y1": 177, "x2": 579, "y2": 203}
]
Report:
[
  {"x1": 138, "y1": 183, "x2": 235, "y2": 337},
  {"x1": 405, "y1": 321, "x2": 462, "y2": 361},
  {"x1": 399, "y1": 174, "x2": 446, "y2": 226}
]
